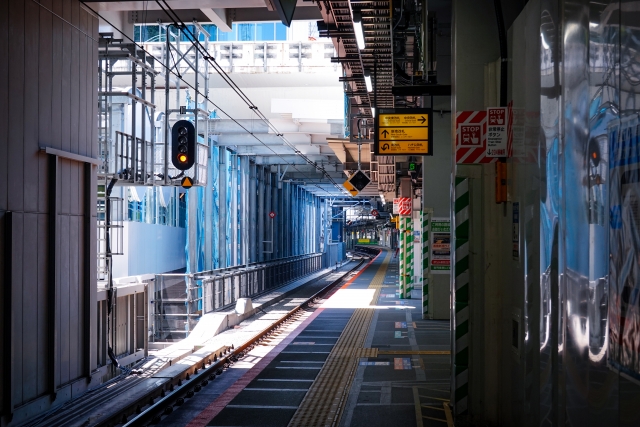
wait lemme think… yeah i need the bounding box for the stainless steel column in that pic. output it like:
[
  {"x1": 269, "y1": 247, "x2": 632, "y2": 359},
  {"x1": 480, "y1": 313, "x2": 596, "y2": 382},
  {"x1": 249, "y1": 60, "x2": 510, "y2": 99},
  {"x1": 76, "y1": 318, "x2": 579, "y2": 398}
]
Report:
[
  {"x1": 231, "y1": 153, "x2": 238, "y2": 266},
  {"x1": 257, "y1": 166, "x2": 265, "y2": 262},
  {"x1": 249, "y1": 162, "x2": 258, "y2": 263},
  {"x1": 218, "y1": 149, "x2": 227, "y2": 267},
  {"x1": 240, "y1": 156, "x2": 250, "y2": 266}
]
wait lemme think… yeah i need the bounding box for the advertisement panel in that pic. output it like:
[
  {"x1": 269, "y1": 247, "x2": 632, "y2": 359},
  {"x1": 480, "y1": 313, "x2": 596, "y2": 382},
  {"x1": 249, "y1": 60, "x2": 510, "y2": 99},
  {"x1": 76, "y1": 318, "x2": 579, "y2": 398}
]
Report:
[{"x1": 431, "y1": 218, "x2": 450, "y2": 273}]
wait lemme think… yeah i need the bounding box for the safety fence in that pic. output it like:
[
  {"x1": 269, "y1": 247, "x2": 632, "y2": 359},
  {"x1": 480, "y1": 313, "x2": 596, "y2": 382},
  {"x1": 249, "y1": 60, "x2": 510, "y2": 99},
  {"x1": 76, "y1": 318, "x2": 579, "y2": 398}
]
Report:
[{"x1": 153, "y1": 253, "x2": 323, "y2": 341}]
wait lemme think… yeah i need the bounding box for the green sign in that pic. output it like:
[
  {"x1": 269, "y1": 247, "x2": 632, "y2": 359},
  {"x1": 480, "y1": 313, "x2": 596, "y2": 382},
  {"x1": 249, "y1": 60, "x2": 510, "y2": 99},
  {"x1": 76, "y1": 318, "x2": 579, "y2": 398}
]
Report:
[
  {"x1": 431, "y1": 218, "x2": 451, "y2": 272},
  {"x1": 409, "y1": 162, "x2": 417, "y2": 171},
  {"x1": 431, "y1": 220, "x2": 450, "y2": 233}
]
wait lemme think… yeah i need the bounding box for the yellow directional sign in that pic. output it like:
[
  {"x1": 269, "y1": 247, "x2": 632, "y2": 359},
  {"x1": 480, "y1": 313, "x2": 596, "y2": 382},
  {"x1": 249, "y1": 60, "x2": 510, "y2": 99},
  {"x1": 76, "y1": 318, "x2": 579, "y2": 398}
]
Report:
[
  {"x1": 378, "y1": 141, "x2": 430, "y2": 154},
  {"x1": 374, "y1": 109, "x2": 432, "y2": 156},
  {"x1": 342, "y1": 180, "x2": 359, "y2": 197},
  {"x1": 379, "y1": 127, "x2": 429, "y2": 141},
  {"x1": 378, "y1": 114, "x2": 429, "y2": 127}
]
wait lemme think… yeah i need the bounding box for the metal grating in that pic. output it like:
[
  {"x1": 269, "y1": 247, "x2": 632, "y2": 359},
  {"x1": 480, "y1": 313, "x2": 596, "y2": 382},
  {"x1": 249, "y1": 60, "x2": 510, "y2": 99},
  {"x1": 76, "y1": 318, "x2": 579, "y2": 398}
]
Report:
[{"x1": 318, "y1": 1, "x2": 394, "y2": 117}]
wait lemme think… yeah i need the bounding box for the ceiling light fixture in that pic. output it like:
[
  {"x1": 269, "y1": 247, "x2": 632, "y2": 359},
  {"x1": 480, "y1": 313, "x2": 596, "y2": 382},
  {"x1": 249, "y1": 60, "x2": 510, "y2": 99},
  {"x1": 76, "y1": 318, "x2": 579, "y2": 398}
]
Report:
[
  {"x1": 364, "y1": 74, "x2": 372, "y2": 92},
  {"x1": 352, "y1": 11, "x2": 365, "y2": 50}
]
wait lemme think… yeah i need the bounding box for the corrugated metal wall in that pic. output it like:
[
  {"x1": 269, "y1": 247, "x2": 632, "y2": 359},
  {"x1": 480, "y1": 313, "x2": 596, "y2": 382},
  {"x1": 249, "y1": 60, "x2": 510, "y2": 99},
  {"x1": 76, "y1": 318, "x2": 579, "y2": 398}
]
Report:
[{"x1": 0, "y1": 0, "x2": 98, "y2": 423}]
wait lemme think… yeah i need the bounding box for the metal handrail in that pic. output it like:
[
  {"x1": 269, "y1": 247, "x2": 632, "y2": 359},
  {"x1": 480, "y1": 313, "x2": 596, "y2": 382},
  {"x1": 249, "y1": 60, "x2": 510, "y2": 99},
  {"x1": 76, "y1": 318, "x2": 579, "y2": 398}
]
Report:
[{"x1": 152, "y1": 253, "x2": 323, "y2": 341}]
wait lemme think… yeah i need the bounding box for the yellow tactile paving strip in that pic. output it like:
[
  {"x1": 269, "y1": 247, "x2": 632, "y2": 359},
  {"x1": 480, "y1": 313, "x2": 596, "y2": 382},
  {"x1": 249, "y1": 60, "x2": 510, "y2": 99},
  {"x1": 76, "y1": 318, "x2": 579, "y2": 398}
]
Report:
[{"x1": 288, "y1": 252, "x2": 391, "y2": 427}]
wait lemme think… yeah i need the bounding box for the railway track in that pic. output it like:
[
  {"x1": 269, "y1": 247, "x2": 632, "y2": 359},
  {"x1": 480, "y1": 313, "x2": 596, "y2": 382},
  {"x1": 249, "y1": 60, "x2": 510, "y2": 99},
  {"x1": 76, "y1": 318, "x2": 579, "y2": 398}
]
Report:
[{"x1": 28, "y1": 251, "x2": 376, "y2": 427}]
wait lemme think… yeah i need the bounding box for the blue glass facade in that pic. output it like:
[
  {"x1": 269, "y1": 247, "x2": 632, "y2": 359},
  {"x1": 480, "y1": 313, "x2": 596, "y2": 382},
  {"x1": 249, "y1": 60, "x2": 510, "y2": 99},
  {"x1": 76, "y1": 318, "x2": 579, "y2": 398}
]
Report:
[{"x1": 134, "y1": 22, "x2": 289, "y2": 43}]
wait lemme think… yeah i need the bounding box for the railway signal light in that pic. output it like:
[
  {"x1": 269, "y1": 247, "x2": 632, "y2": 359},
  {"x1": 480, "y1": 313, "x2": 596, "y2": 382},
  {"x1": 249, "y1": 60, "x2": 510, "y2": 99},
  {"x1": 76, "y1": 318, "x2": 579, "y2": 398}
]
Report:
[{"x1": 172, "y1": 120, "x2": 196, "y2": 170}]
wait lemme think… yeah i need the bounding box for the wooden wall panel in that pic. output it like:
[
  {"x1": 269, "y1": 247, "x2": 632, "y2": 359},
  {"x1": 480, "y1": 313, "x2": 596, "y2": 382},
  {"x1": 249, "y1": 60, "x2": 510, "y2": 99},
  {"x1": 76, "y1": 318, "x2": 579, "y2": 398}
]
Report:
[
  {"x1": 1, "y1": 0, "x2": 99, "y2": 414},
  {"x1": 88, "y1": 168, "x2": 97, "y2": 371},
  {"x1": 78, "y1": 9, "x2": 87, "y2": 158},
  {"x1": 69, "y1": 1, "x2": 79, "y2": 158},
  {"x1": 0, "y1": 0, "x2": 8, "y2": 212},
  {"x1": 90, "y1": 12, "x2": 98, "y2": 159},
  {"x1": 0, "y1": 212, "x2": 4, "y2": 412},
  {"x1": 37, "y1": 214, "x2": 48, "y2": 396},
  {"x1": 61, "y1": 0, "x2": 71, "y2": 157},
  {"x1": 24, "y1": 0, "x2": 39, "y2": 215},
  {"x1": 51, "y1": 0, "x2": 63, "y2": 156},
  {"x1": 10, "y1": 213, "x2": 23, "y2": 408},
  {"x1": 69, "y1": 214, "x2": 80, "y2": 380},
  {"x1": 22, "y1": 213, "x2": 38, "y2": 402},
  {"x1": 7, "y1": 1, "x2": 24, "y2": 213},
  {"x1": 38, "y1": 0, "x2": 53, "y2": 214},
  {"x1": 59, "y1": 213, "x2": 70, "y2": 386},
  {"x1": 0, "y1": 0, "x2": 8, "y2": 411}
]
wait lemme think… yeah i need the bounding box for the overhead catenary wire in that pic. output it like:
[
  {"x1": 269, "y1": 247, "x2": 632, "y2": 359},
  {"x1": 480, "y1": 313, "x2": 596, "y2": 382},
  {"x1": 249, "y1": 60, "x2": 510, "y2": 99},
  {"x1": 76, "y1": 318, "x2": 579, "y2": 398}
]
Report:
[
  {"x1": 81, "y1": 2, "x2": 347, "y2": 196},
  {"x1": 153, "y1": 0, "x2": 346, "y2": 192}
]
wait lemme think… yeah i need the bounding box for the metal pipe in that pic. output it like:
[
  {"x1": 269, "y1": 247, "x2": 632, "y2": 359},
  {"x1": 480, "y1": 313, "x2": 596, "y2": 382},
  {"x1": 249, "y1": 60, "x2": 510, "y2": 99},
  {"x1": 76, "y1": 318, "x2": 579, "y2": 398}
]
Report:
[{"x1": 164, "y1": 27, "x2": 171, "y2": 185}]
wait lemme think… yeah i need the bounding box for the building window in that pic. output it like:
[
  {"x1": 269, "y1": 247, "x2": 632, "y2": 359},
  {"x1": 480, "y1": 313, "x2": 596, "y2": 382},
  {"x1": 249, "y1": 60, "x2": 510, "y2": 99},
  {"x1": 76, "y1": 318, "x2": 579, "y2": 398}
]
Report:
[
  {"x1": 237, "y1": 23, "x2": 255, "y2": 41},
  {"x1": 256, "y1": 23, "x2": 275, "y2": 41},
  {"x1": 275, "y1": 23, "x2": 287, "y2": 40},
  {"x1": 133, "y1": 21, "x2": 309, "y2": 43}
]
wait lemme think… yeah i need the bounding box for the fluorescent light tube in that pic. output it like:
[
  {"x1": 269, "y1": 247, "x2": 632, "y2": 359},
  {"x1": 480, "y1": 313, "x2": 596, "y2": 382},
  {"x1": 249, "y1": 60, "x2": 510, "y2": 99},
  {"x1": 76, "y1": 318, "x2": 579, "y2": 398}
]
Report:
[
  {"x1": 353, "y1": 13, "x2": 365, "y2": 50},
  {"x1": 364, "y1": 75, "x2": 372, "y2": 92}
]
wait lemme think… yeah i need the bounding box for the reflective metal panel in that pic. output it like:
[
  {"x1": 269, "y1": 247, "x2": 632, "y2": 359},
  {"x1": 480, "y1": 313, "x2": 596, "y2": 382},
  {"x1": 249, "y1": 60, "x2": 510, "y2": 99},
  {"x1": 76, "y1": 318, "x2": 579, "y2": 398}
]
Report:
[
  {"x1": 609, "y1": 1, "x2": 640, "y2": 426},
  {"x1": 539, "y1": 0, "x2": 563, "y2": 424},
  {"x1": 587, "y1": 1, "x2": 619, "y2": 425},
  {"x1": 562, "y1": 1, "x2": 592, "y2": 425}
]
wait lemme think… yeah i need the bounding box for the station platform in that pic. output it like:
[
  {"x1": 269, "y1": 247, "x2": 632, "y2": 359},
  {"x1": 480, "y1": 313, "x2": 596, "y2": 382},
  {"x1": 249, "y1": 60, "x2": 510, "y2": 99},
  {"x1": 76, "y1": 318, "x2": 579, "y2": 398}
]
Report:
[{"x1": 156, "y1": 248, "x2": 452, "y2": 427}]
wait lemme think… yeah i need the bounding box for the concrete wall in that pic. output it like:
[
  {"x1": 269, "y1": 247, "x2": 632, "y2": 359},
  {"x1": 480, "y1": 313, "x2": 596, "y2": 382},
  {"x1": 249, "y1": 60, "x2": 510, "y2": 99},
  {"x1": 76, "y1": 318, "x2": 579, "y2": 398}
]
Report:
[
  {"x1": 0, "y1": 0, "x2": 99, "y2": 424},
  {"x1": 452, "y1": 0, "x2": 503, "y2": 422},
  {"x1": 423, "y1": 111, "x2": 452, "y2": 320}
]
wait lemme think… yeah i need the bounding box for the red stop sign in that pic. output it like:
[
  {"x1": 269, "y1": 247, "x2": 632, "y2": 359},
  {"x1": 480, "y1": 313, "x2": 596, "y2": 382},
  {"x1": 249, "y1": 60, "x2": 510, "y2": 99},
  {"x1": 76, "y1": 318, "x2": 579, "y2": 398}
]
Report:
[{"x1": 269, "y1": 211, "x2": 276, "y2": 219}]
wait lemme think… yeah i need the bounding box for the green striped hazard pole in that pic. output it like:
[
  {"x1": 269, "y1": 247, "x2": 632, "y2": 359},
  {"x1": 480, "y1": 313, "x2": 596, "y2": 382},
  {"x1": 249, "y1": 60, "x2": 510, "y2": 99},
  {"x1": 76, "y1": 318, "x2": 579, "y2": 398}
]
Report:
[
  {"x1": 398, "y1": 216, "x2": 405, "y2": 299},
  {"x1": 422, "y1": 208, "x2": 432, "y2": 319},
  {"x1": 405, "y1": 214, "x2": 414, "y2": 297},
  {"x1": 453, "y1": 177, "x2": 470, "y2": 417}
]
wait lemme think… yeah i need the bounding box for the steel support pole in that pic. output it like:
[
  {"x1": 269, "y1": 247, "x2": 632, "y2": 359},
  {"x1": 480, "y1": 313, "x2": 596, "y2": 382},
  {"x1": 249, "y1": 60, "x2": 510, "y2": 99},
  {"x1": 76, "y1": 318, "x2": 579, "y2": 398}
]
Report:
[
  {"x1": 257, "y1": 166, "x2": 265, "y2": 262},
  {"x1": 249, "y1": 163, "x2": 258, "y2": 263},
  {"x1": 231, "y1": 154, "x2": 238, "y2": 266},
  {"x1": 272, "y1": 175, "x2": 279, "y2": 258},
  {"x1": 282, "y1": 183, "x2": 288, "y2": 257},
  {"x1": 141, "y1": 59, "x2": 146, "y2": 182},
  {"x1": 131, "y1": 62, "x2": 138, "y2": 181},
  {"x1": 240, "y1": 156, "x2": 250, "y2": 266},
  {"x1": 164, "y1": 29, "x2": 170, "y2": 185},
  {"x1": 266, "y1": 172, "x2": 273, "y2": 260},
  {"x1": 204, "y1": 146, "x2": 213, "y2": 270},
  {"x1": 218, "y1": 150, "x2": 227, "y2": 267}
]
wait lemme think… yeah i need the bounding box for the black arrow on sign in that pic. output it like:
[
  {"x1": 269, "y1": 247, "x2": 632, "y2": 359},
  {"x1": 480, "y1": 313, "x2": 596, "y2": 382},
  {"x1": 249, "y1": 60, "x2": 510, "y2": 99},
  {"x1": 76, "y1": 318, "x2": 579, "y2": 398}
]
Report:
[
  {"x1": 419, "y1": 116, "x2": 426, "y2": 124},
  {"x1": 382, "y1": 130, "x2": 389, "y2": 138},
  {"x1": 382, "y1": 143, "x2": 390, "y2": 151}
]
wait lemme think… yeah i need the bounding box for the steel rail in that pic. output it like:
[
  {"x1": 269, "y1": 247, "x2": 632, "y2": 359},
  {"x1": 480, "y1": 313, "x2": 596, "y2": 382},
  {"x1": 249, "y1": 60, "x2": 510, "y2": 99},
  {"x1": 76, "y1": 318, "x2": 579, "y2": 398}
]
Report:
[{"x1": 97, "y1": 251, "x2": 378, "y2": 427}]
